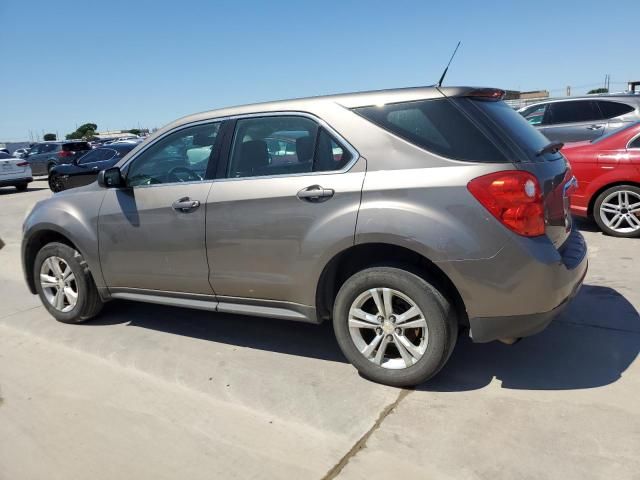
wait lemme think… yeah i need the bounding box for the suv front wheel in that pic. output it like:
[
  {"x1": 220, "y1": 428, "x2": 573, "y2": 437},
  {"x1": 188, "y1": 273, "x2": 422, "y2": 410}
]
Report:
[
  {"x1": 34, "y1": 242, "x2": 103, "y2": 323},
  {"x1": 333, "y1": 267, "x2": 457, "y2": 387}
]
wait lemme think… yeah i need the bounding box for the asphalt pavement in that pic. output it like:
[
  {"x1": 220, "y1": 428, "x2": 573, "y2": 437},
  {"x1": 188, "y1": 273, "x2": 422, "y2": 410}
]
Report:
[{"x1": 1, "y1": 180, "x2": 638, "y2": 480}]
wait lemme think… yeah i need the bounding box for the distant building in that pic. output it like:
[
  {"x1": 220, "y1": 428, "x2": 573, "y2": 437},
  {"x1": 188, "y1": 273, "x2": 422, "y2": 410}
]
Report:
[{"x1": 504, "y1": 90, "x2": 550, "y2": 109}]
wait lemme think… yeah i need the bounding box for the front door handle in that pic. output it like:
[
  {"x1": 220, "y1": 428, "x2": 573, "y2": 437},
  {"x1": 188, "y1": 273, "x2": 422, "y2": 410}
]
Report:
[
  {"x1": 172, "y1": 197, "x2": 201, "y2": 212},
  {"x1": 587, "y1": 124, "x2": 603, "y2": 130},
  {"x1": 297, "y1": 185, "x2": 335, "y2": 203}
]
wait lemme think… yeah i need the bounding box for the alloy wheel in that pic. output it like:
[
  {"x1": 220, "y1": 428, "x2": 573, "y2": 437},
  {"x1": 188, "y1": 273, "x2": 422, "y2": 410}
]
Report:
[
  {"x1": 348, "y1": 288, "x2": 428, "y2": 370},
  {"x1": 599, "y1": 190, "x2": 640, "y2": 234},
  {"x1": 39, "y1": 256, "x2": 78, "y2": 312}
]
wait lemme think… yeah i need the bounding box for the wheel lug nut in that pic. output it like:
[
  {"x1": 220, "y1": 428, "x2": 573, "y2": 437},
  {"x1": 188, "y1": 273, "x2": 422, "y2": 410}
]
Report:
[
  {"x1": 376, "y1": 328, "x2": 382, "y2": 335},
  {"x1": 395, "y1": 328, "x2": 402, "y2": 335},
  {"x1": 377, "y1": 316, "x2": 384, "y2": 322},
  {"x1": 386, "y1": 334, "x2": 393, "y2": 340},
  {"x1": 389, "y1": 316, "x2": 396, "y2": 323}
]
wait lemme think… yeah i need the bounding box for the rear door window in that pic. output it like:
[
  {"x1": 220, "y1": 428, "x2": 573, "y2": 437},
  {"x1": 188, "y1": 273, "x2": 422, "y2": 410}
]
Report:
[
  {"x1": 547, "y1": 100, "x2": 602, "y2": 124},
  {"x1": 63, "y1": 142, "x2": 91, "y2": 152},
  {"x1": 520, "y1": 104, "x2": 549, "y2": 126},
  {"x1": 354, "y1": 98, "x2": 508, "y2": 162},
  {"x1": 596, "y1": 100, "x2": 635, "y2": 119}
]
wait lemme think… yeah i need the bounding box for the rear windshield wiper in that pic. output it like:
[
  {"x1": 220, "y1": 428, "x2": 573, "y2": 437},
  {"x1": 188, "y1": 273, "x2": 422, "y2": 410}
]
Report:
[{"x1": 536, "y1": 142, "x2": 564, "y2": 156}]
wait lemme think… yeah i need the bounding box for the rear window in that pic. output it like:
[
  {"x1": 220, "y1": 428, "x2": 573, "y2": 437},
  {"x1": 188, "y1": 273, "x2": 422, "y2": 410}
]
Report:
[
  {"x1": 597, "y1": 100, "x2": 635, "y2": 119},
  {"x1": 0, "y1": 152, "x2": 10, "y2": 159},
  {"x1": 62, "y1": 142, "x2": 91, "y2": 152},
  {"x1": 354, "y1": 98, "x2": 507, "y2": 162}
]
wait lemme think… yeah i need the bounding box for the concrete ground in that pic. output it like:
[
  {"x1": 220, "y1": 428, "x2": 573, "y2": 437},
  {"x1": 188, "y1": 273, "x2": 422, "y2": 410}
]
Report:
[{"x1": 1, "y1": 180, "x2": 638, "y2": 480}]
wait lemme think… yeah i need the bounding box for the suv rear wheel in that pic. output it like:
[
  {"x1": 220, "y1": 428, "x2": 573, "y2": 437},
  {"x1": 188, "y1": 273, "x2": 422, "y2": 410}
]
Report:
[
  {"x1": 594, "y1": 185, "x2": 640, "y2": 238},
  {"x1": 34, "y1": 242, "x2": 103, "y2": 323},
  {"x1": 333, "y1": 267, "x2": 457, "y2": 387}
]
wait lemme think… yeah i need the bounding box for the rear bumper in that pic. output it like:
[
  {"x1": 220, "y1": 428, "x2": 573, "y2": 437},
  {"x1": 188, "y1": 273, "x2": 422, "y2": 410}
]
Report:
[
  {"x1": 439, "y1": 228, "x2": 588, "y2": 343},
  {"x1": 0, "y1": 176, "x2": 33, "y2": 187}
]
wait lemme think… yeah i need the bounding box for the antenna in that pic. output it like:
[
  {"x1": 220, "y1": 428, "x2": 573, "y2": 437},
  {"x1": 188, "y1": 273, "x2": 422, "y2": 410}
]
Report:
[{"x1": 436, "y1": 41, "x2": 461, "y2": 87}]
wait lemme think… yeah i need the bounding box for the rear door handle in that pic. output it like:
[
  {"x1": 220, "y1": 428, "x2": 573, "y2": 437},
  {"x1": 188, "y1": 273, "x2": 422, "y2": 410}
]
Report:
[
  {"x1": 172, "y1": 197, "x2": 201, "y2": 212},
  {"x1": 587, "y1": 124, "x2": 603, "y2": 130},
  {"x1": 297, "y1": 185, "x2": 335, "y2": 202}
]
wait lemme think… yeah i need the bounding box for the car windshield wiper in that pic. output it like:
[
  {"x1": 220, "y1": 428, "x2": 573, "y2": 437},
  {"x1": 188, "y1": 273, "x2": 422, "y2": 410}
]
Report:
[{"x1": 536, "y1": 141, "x2": 564, "y2": 156}]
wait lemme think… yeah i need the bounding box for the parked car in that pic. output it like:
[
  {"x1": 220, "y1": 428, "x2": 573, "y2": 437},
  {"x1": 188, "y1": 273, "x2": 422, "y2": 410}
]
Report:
[
  {"x1": 13, "y1": 148, "x2": 31, "y2": 159},
  {"x1": 562, "y1": 121, "x2": 640, "y2": 237},
  {"x1": 0, "y1": 151, "x2": 32, "y2": 191},
  {"x1": 0, "y1": 148, "x2": 9, "y2": 155},
  {"x1": 518, "y1": 95, "x2": 640, "y2": 143},
  {"x1": 25, "y1": 141, "x2": 92, "y2": 176},
  {"x1": 21, "y1": 86, "x2": 587, "y2": 387},
  {"x1": 49, "y1": 143, "x2": 138, "y2": 192}
]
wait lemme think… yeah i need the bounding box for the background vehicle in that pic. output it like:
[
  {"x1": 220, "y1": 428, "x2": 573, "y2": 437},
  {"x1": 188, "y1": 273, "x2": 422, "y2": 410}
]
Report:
[
  {"x1": 0, "y1": 151, "x2": 32, "y2": 191},
  {"x1": 12, "y1": 148, "x2": 30, "y2": 158},
  {"x1": 49, "y1": 143, "x2": 137, "y2": 192},
  {"x1": 562, "y1": 122, "x2": 640, "y2": 237},
  {"x1": 519, "y1": 95, "x2": 640, "y2": 143},
  {"x1": 22, "y1": 86, "x2": 587, "y2": 387},
  {"x1": 25, "y1": 141, "x2": 91, "y2": 176}
]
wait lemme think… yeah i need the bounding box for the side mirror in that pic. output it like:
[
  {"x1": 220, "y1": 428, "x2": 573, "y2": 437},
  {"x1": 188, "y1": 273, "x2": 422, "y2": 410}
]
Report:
[{"x1": 98, "y1": 167, "x2": 125, "y2": 188}]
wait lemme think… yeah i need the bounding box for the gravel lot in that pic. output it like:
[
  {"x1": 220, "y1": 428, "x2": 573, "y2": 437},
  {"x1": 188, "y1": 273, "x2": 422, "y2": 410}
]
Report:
[{"x1": 1, "y1": 180, "x2": 638, "y2": 480}]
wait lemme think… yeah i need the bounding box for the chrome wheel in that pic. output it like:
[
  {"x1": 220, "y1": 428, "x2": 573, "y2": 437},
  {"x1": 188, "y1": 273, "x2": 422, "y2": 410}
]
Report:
[
  {"x1": 39, "y1": 256, "x2": 78, "y2": 312},
  {"x1": 599, "y1": 190, "x2": 640, "y2": 234},
  {"x1": 348, "y1": 288, "x2": 428, "y2": 370}
]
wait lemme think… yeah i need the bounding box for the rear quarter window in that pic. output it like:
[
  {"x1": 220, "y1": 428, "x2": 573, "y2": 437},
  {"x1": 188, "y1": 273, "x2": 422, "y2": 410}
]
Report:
[
  {"x1": 548, "y1": 100, "x2": 602, "y2": 124},
  {"x1": 597, "y1": 100, "x2": 635, "y2": 119},
  {"x1": 354, "y1": 98, "x2": 508, "y2": 162},
  {"x1": 63, "y1": 142, "x2": 91, "y2": 152}
]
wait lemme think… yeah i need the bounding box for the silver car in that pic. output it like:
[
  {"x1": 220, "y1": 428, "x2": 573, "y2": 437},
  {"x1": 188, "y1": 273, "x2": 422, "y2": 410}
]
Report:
[
  {"x1": 22, "y1": 86, "x2": 587, "y2": 387},
  {"x1": 518, "y1": 94, "x2": 640, "y2": 143}
]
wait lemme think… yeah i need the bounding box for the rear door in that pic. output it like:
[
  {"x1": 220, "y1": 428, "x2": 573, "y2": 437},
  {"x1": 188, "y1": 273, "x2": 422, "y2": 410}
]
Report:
[
  {"x1": 543, "y1": 100, "x2": 606, "y2": 142},
  {"x1": 205, "y1": 114, "x2": 364, "y2": 307}
]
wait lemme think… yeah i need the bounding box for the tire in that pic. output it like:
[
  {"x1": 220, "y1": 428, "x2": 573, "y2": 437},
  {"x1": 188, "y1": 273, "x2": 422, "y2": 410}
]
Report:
[
  {"x1": 47, "y1": 163, "x2": 56, "y2": 174},
  {"x1": 593, "y1": 185, "x2": 640, "y2": 238},
  {"x1": 15, "y1": 183, "x2": 28, "y2": 191},
  {"x1": 333, "y1": 267, "x2": 458, "y2": 387},
  {"x1": 48, "y1": 175, "x2": 63, "y2": 192},
  {"x1": 34, "y1": 242, "x2": 103, "y2": 323}
]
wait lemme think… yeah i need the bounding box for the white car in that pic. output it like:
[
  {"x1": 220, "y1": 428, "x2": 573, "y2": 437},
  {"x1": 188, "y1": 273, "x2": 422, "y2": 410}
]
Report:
[
  {"x1": 13, "y1": 148, "x2": 30, "y2": 158},
  {"x1": 0, "y1": 152, "x2": 32, "y2": 191}
]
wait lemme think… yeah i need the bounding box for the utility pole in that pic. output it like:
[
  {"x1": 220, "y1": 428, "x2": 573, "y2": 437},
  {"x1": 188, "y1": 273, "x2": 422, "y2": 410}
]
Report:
[{"x1": 566, "y1": 86, "x2": 571, "y2": 96}]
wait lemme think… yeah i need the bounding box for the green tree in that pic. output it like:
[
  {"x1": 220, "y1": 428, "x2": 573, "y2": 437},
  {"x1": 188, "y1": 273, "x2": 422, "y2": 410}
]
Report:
[
  {"x1": 65, "y1": 122, "x2": 98, "y2": 140},
  {"x1": 127, "y1": 129, "x2": 141, "y2": 136},
  {"x1": 43, "y1": 133, "x2": 56, "y2": 141},
  {"x1": 587, "y1": 88, "x2": 608, "y2": 94}
]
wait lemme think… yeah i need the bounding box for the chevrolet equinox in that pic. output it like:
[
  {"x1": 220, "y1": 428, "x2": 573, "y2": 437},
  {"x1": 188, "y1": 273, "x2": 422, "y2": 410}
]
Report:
[{"x1": 22, "y1": 87, "x2": 588, "y2": 387}]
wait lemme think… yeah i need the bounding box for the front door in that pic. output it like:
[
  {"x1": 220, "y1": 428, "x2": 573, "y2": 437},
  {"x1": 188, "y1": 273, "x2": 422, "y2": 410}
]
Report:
[
  {"x1": 98, "y1": 121, "x2": 222, "y2": 294},
  {"x1": 542, "y1": 100, "x2": 607, "y2": 142},
  {"x1": 205, "y1": 115, "x2": 365, "y2": 307}
]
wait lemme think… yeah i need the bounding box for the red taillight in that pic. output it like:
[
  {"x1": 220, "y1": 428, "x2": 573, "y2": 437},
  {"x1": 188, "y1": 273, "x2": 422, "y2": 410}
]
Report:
[
  {"x1": 16, "y1": 161, "x2": 29, "y2": 166},
  {"x1": 467, "y1": 171, "x2": 545, "y2": 237},
  {"x1": 57, "y1": 150, "x2": 73, "y2": 158}
]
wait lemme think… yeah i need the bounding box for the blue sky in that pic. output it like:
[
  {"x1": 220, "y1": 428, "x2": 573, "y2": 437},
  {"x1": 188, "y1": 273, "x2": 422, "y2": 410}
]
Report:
[{"x1": 1, "y1": 0, "x2": 638, "y2": 141}]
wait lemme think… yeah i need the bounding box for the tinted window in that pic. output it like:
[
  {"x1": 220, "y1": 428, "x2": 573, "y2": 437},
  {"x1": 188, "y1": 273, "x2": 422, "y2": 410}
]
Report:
[
  {"x1": 78, "y1": 148, "x2": 116, "y2": 164},
  {"x1": 630, "y1": 135, "x2": 640, "y2": 149},
  {"x1": 548, "y1": 101, "x2": 602, "y2": 124},
  {"x1": 227, "y1": 116, "x2": 351, "y2": 178},
  {"x1": 126, "y1": 122, "x2": 220, "y2": 187},
  {"x1": 597, "y1": 101, "x2": 635, "y2": 119},
  {"x1": 41, "y1": 144, "x2": 58, "y2": 153},
  {"x1": 520, "y1": 104, "x2": 549, "y2": 126},
  {"x1": 0, "y1": 152, "x2": 10, "y2": 159},
  {"x1": 63, "y1": 142, "x2": 91, "y2": 152},
  {"x1": 354, "y1": 98, "x2": 507, "y2": 162}
]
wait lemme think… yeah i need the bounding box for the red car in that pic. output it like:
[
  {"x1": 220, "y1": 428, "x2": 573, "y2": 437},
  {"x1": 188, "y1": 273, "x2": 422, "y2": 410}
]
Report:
[{"x1": 562, "y1": 122, "x2": 640, "y2": 238}]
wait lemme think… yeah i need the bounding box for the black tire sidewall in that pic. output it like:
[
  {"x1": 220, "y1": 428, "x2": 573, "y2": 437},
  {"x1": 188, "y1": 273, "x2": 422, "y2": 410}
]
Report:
[
  {"x1": 333, "y1": 267, "x2": 456, "y2": 387},
  {"x1": 594, "y1": 185, "x2": 640, "y2": 238},
  {"x1": 34, "y1": 243, "x2": 93, "y2": 323}
]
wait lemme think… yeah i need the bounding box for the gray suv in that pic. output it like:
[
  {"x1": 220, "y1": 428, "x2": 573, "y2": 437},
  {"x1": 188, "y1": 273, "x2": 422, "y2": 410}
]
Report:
[
  {"x1": 25, "y1": 141, "x2": 92, "y2": 176},
  {"x1": 22, "y1": 87, "x2": 587, "y2": 387},
  {"x1": 519, "y1": 95, "x2": 640, "y2": 143}
]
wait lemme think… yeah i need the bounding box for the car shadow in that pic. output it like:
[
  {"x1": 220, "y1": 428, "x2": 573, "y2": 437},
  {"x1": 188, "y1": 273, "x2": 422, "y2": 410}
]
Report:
[
  {"x1": 86, "y1": 284, "x2": 639, "y2": 391},
  {"x1": 90, "y1": 300, "x2": 347, "y2": 363},
  {"x1": 574, "y1": 216, "x2": 600, "y2": 233},
  {"x1": 422, "y1": 284, "x2": 640, "y2": 391},
  {"x1": 0, "y1": 186, "x2": 49, "y2": 195}
]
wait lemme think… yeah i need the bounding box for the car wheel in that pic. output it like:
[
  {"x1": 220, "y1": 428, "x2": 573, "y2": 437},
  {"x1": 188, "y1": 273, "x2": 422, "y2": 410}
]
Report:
[
  {"x1": 593, "y1": 185, "x2": 640, "y2": 238},
  {"x1": 15, "y1": 183, "x2": 28, "y2": 192},
  {"x1": 333, "y1": 267, "x2": 458, "y2": 387},
  {"x1": 48, "y1": 175, "x2": 63, "y2": 192},
  {"x1": 34, "y1": 242, "x2": 103, "y2": 323},
  {"x1": 47, "y1": 163, "x2": 56, "y2": 174}
]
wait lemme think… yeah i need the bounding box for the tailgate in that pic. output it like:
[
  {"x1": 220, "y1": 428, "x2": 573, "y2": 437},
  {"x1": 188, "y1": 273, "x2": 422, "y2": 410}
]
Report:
[{"x1": 458, "y1": 97, "x2": 574, "y2": 248}]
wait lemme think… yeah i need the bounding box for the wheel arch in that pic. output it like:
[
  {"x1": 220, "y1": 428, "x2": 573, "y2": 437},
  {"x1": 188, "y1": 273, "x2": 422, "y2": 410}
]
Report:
[
  {"x1": 588, "y1": 180, "x2": 640, "y2": 217},
  {"x1": 315, "y1": 242, "x2": 468, "y2": 327}
]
